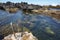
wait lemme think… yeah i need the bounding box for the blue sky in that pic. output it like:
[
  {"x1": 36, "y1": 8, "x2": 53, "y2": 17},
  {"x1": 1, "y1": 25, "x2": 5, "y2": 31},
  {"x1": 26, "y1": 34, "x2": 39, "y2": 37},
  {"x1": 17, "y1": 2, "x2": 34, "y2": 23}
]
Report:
[{"x1": 0, "y1": 0, "x2": 60, "y2": 5}]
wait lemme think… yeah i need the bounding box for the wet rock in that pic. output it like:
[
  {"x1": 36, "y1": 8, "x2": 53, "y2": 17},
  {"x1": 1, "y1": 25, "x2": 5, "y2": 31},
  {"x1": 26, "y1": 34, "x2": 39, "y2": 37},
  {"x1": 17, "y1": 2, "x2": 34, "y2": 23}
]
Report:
[{"x1": 0, "y1": 6, "x2": 5, "y2": 10}]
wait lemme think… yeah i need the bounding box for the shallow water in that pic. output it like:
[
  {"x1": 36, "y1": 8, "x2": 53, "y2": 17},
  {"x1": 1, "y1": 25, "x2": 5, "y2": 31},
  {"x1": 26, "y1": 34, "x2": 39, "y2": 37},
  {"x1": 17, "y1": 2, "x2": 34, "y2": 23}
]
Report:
[
  {"x1": 0, "y1": 10, "x2": 60, "y2": 40},
  {"x1": 49, "y1": 8, "x2": 60, "y2": 10}
]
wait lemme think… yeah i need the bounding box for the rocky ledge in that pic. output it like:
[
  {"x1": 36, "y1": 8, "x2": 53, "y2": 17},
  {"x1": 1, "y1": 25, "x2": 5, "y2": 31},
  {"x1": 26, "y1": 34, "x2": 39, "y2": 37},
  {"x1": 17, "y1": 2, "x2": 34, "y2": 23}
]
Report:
[{"x1": 3, "y1": 32, "x2": 38, "y2": 40}]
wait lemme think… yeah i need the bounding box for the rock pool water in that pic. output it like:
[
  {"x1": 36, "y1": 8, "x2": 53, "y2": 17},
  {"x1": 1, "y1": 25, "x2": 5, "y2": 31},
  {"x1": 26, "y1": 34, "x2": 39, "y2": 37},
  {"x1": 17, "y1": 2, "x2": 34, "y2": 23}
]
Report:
[{"x1": 0, "y1": 10, "x2": 60, "y2": 40}]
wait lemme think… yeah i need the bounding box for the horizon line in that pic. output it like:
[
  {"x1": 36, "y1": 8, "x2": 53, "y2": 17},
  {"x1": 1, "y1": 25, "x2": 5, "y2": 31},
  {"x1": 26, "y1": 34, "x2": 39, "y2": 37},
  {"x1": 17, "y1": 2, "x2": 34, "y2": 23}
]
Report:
[{"x1": 0, "y1": 1, "x2": 60, "y2": 6}]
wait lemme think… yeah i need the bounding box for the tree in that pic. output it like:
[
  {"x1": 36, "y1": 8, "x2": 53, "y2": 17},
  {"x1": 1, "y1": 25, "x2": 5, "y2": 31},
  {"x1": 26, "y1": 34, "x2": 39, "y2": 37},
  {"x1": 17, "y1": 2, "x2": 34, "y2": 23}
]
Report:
[{"x1": 6, "y1": 1, "x2": 12, "y2": 5}]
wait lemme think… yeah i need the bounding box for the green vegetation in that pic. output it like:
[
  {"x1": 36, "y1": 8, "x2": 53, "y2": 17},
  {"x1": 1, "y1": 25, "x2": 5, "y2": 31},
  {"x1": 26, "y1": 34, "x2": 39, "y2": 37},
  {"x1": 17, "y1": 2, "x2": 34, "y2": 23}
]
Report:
[{"x1": 45, "y1": 27, "x2": 55, "y2": 35}]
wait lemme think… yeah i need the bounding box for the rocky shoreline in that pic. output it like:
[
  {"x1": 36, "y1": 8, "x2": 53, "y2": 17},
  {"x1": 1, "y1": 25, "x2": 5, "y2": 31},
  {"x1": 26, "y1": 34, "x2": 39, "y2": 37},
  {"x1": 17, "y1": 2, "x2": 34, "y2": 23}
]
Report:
[
  {"x1": 32, "y1": 9, "x2": 60, "y2": 20},
  {"x1": 0, "y1": 1, "x2": 60, "y2": 20}
]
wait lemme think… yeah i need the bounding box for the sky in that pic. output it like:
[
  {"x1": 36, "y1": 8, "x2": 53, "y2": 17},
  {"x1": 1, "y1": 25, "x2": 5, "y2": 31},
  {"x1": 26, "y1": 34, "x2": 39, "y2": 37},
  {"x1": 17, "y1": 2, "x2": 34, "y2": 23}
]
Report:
[{"x1": 0, "y1": 0, "x2": 60, "y2": 6}]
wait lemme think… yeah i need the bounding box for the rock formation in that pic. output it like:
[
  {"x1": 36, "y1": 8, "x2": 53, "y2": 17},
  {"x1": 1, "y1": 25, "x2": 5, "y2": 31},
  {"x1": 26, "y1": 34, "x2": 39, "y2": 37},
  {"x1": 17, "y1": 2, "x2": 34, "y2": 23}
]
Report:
[{"x1": 3, "y1": 32, "x2": 38, "y2": 40}]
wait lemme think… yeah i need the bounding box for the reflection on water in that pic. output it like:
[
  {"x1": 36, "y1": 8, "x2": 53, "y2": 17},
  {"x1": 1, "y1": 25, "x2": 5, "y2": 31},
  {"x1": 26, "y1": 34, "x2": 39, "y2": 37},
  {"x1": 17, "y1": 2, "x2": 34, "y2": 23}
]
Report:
[
  {"x1": 49, "y1": 8, "x2": 60, "y2": 10},
  {"x1": 0, "y1": 10, "x2": 60, "y2": 40}
]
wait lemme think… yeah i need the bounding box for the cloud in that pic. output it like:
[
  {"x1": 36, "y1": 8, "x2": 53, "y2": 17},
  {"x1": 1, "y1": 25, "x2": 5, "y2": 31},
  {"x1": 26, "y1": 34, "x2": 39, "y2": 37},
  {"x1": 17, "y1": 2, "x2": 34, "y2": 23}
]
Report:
[{"x1": 51, "y1": 4, "x2": 58, "y2": 6}]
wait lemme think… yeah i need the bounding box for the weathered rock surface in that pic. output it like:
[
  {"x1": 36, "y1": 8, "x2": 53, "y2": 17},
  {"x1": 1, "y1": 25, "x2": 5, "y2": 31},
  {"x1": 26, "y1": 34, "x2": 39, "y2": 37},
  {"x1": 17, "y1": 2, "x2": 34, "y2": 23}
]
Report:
[{"x1": 3, "y1": 32, "x2": 38, "y2": 40}]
